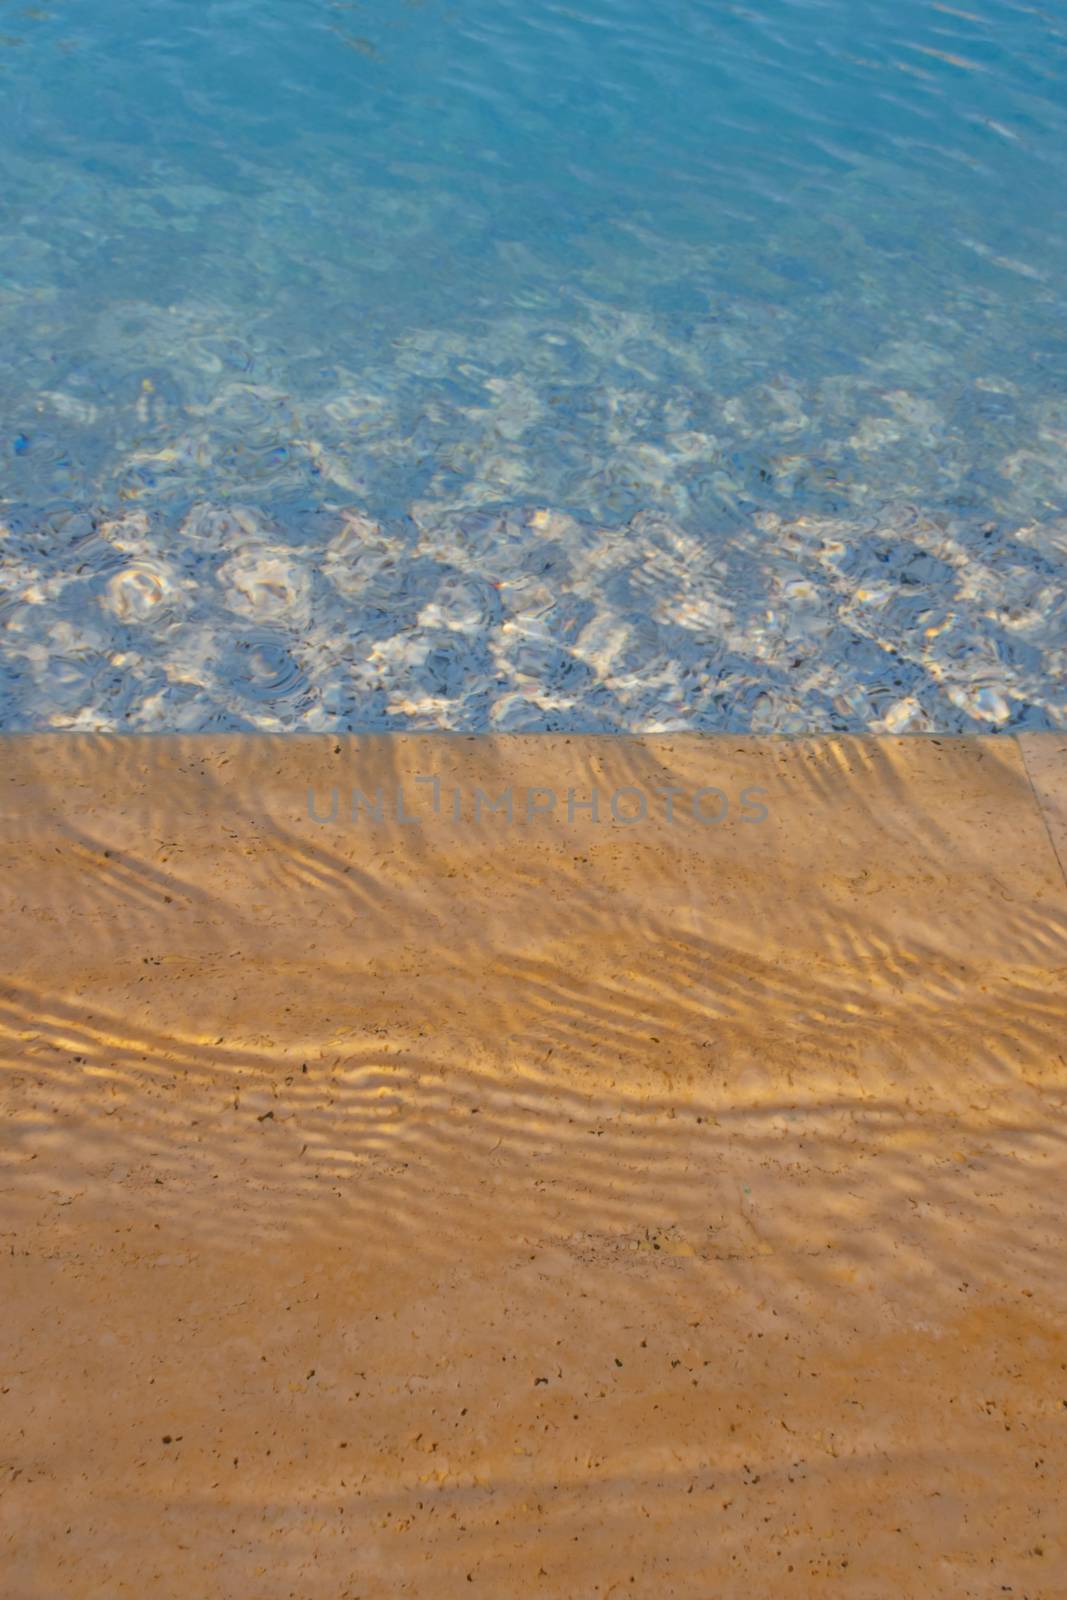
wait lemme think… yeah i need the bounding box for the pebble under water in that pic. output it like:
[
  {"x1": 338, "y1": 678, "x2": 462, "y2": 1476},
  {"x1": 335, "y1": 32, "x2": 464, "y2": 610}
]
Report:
[{"x1": 1, "y1": 0, "x2": 1065, "y2": 731}]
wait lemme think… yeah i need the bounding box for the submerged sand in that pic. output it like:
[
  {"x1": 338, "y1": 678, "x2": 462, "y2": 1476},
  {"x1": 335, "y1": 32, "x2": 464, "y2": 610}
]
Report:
[{"x1": 2, "y1": 734, "x2": 1066, "y2": 1596}]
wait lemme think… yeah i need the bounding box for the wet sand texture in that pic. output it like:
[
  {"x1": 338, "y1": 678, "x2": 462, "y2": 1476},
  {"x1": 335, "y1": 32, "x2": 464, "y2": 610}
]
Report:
[{"x1": 2, "y1": 735, "x2": 1066, "y2": 1597}]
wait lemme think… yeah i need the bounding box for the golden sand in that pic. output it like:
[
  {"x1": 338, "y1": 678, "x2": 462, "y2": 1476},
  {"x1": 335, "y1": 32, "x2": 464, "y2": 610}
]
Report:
[{"x1": 2, "y1": 735, "x2": 1066, "y2": 1597}]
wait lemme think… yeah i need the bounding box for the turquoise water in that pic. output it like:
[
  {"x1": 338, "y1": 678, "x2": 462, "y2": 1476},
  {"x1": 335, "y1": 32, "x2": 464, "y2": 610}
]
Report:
[{"x1": 1, "y1": 0, "x2": 1065, "y2": 730}]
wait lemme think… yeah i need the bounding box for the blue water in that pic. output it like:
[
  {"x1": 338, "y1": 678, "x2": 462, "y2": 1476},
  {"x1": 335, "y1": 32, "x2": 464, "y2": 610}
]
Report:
[{"x1": 1, "y1": 0, "x2": 1065, "y2": 730}]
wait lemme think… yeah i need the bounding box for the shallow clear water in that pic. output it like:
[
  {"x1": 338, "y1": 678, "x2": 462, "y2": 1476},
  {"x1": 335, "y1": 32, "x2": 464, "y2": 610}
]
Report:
[{"x1": 1, "y1": 0, "x2": 1065, "y2": 731}]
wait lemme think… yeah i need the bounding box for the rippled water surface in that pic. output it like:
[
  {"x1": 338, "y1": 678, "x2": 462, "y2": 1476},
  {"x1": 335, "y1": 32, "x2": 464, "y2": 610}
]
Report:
[{"x1": 1, "y1": 0, "x2": 1065, "y2": 730}]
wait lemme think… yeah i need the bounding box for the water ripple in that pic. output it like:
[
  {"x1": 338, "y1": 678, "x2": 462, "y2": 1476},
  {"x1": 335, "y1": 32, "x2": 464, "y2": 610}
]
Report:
[{"x1": 1, "y1": 0, "x2": 1065, "y2": 728}]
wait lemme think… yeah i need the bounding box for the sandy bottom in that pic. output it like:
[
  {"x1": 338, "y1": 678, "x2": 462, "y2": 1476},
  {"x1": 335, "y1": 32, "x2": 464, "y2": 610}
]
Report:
[{"x1": 2, "y1": 734, "x2": 1066, "y2": 1598}]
